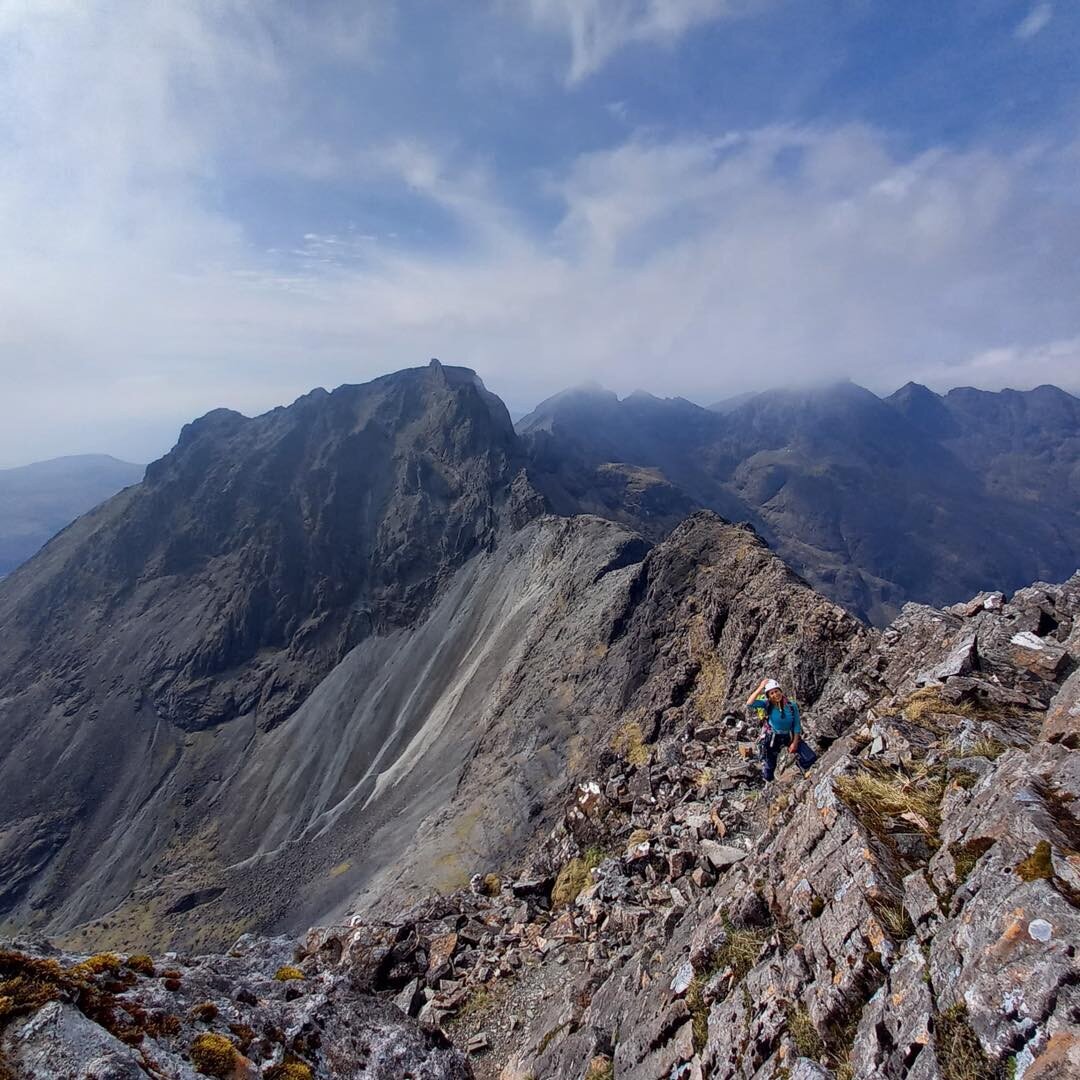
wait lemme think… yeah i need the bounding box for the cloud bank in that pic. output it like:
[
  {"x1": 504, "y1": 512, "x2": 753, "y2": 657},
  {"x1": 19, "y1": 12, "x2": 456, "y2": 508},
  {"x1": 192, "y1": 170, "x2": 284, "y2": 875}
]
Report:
[{"x1": 0, "y1": 2, "x2": 1078, "y2": 465}]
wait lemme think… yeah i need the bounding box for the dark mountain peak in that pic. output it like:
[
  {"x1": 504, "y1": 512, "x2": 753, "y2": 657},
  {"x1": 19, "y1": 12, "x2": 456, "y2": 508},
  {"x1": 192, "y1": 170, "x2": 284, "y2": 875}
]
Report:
[
  {"x1": 887, "y1": 380, "x2": 957, "y2": 437},
  {"x1": 515, "y1": 382, "x2": 620, "y2": 434},
  {"x1": 889, "y1": 380, "x2": 939, "y2": 404},
  {"x1": 1, "y1": 363, "x2": 535, "y2": 734}
]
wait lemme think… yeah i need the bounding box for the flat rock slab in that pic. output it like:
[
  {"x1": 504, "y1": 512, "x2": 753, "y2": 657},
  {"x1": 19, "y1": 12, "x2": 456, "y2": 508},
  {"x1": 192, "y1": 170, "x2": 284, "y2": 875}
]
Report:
[{"x1": 699, "y1": 840, "x2": 748, "y2": 871}]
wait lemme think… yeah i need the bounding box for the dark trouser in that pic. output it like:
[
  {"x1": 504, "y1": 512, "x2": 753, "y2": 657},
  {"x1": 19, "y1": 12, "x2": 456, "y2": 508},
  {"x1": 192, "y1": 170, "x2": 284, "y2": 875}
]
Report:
[{"x1": 761, "y1": 733, "x2": 817, "y2": 781}]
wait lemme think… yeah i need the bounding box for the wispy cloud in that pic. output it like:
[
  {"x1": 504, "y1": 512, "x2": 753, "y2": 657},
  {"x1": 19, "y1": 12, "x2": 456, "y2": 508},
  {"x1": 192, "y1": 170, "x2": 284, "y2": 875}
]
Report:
[
  {"x1": 513, "y1": 0, "x2": 765, "y2": 83},
  {"x1": 0, "y1": 1, "x2": 1078, "y2": 465},
  {"x1": 1015, "y1": 3, "x2": 1053, "y2": 40}
]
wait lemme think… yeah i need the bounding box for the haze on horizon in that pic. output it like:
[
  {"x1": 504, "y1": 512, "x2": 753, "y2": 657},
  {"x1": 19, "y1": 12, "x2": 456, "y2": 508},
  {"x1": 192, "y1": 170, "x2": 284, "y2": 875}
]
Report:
[{"x1": 2, "y1": 1, "x2": 1079, "y2": 467}]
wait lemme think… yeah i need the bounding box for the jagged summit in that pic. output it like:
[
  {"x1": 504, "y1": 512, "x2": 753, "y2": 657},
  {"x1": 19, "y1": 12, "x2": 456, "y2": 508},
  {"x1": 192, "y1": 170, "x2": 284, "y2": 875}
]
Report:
[{"x1": 0, "y1": 362, "x2": 545, "y2": 945}]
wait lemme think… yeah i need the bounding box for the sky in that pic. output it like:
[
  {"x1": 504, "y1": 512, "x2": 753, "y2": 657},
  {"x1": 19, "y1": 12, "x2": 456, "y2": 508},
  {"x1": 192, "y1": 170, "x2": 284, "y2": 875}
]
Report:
[{"x1": 1, "y1": 0, "x2": 1078, "y2": 466}]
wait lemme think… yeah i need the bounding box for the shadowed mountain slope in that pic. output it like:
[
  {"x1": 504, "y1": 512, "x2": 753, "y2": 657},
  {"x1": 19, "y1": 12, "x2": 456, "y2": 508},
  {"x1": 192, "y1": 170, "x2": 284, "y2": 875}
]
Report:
[
  {"x1": 0, "y1": 361, "x2": 543, "y2": 945},
  {"x1": 0, "y1": 454, "x2": 144, "y2": 576},
  {"x1": 519, "y1": 380, "x2": 1080, "y2": 624},
  {"x1": 0, "y1": 377, "x2": 868, "y2": 953}
]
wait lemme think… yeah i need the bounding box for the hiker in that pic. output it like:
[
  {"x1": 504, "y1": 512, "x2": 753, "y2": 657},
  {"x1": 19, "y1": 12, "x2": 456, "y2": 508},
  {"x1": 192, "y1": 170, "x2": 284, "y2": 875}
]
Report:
[{"x1": 745, "y1": 677, "x2": 817, "y2": 782}]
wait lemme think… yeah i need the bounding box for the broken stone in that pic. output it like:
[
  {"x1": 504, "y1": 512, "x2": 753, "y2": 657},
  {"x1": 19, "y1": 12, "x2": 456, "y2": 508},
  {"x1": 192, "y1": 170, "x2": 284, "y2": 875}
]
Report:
[
  {"x1": 698, "y1": 840, "x2": 747, "y2": 872},
  {"x1": 670, "y1": 959, "x2": 694, "y2": 995}
]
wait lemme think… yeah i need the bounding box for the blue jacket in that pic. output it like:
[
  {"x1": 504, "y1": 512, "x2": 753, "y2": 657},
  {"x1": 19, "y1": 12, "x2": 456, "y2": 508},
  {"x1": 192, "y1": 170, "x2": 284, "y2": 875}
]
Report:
[{"x1": 751, "y1": 697, "x2": 802, "y2": 736}]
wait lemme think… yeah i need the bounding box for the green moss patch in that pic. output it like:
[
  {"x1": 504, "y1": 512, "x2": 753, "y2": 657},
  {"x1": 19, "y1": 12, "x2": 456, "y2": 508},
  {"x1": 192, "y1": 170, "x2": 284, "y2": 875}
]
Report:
[
  {"x1": 1015, "y1": 841, "x2": 1053, "y2": 882},
  {"x1": 190, "y1": 1032, "x2": 240, "y2": 1078},
  {"x1": 552, "y1": 848, "x2": 605, "y2": 907}
]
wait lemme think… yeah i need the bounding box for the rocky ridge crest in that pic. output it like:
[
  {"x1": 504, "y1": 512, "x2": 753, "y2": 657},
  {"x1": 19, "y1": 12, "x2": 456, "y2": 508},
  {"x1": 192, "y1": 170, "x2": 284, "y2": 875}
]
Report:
[{"x1": 3, "y1": 558, "x2": 1077, "y2": 1076}]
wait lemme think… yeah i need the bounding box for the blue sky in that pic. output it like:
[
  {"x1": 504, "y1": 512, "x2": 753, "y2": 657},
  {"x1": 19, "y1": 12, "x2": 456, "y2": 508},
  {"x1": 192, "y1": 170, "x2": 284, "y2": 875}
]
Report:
[{"x1": 1, "y1": 0, "x2": 1078, "y2": 464}]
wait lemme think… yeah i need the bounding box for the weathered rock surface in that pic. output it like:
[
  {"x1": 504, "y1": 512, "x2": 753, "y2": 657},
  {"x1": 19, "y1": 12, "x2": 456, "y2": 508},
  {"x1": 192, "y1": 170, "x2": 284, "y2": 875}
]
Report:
[
  {"x1": 2, "y1": 567, "x2": 1077, "y2": 1078},
  {"x1": 0, "y1": 937, "x2": 471, "y2": 1079}
]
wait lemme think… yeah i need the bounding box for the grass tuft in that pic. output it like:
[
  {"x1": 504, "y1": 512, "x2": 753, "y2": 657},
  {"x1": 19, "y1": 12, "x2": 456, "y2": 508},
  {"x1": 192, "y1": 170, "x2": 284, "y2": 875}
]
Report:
[
  {"x1": 787, "y1": 1005, "x2": 825, "y2": 1059},
  {"x1": 902, "y1": 688, "x2": 974, "y2": 729},
  {"x1": 935, "y1": 1004, "x2": 996, "y2": 1080},
  {"x1": 966, "y1": 738, "x2": 1007, "y2": 761},
  {"x1": 952, "y1": 838, "x2": 995, "y2": 885},
  {"x1": 714, "y1": 920, "x2": 768, "y2": 982},
  {"x1": 612, "y1": 719, "x2": 650, "y2": 767},
  {"x1": 868, "y1": 894, "x2": 914, "y2": 939},
  {"x1": 552, "y1": 848, "x2": 605, "y2": 907},
  {"x1": 584, "y1": 1055, "x2": 615, "y2": 1080},
  {"x1": 687, "y1": 975, "x2": 711, "y2": 1054},
  {"x1": 834, "y1": 761, "x2": 946, "y2": 840}
]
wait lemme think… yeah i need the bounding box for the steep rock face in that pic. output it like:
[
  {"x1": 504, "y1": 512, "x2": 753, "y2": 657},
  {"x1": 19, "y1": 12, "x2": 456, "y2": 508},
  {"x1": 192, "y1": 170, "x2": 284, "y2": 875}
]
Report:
[
  {"x1": 477, "y1": 572, "x2": 1080, "y2": 1080},
  {"x1": 0, "y1": 361, "x2": 524, "y2": 734},
  {"x1": 519, "y1": 380, "x2": 1080, "y2": 625},
  {"x1": 0, "y1": 362, "x2": 542, "y2": 945}
]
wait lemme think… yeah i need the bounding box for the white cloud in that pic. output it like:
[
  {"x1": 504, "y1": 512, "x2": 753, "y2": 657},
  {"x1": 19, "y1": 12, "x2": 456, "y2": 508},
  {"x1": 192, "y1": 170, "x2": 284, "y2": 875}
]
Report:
[
  {"x1": 514, "y1": 0, "x2": 763, "y2": 83},
  {"x1": 1015, "y1": 3, "x2": 1053, "y2": 40},
  {"x1": 0, "y1": 2, "x2": 1078, "y2": 466}
]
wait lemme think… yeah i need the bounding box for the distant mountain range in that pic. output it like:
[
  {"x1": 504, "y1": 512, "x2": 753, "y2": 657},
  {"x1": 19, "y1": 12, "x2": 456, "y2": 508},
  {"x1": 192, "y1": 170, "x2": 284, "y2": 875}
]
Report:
[
  {"x1": 0, "y1": 454, "x2": 144, "y2": 577},
  {"x1": 0, "y1": 364, "x2": 1076, "y2": 954},
  {"x1": 520, "y1": 380, "x2": 1080, "y2": 624},
  {"x1": 4, "y1": 381, "x2": 1078, "y2": 626}
]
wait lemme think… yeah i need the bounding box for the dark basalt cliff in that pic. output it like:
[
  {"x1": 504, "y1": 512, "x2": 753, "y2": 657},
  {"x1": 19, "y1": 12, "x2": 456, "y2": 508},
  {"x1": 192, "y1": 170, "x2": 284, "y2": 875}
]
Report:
[
  {"x1": 0, "y1": 361, "x2": 543, "y2": 943},
  {"x1": 519, "y1": 380, "x2": 1080, "y2": 625}
]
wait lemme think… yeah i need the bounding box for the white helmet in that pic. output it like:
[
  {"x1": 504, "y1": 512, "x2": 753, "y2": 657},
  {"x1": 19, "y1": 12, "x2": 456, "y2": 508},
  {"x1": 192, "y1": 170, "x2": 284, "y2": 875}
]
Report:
[{"x1": 763, "y1": 679, "x2": 781, "y2": 693}]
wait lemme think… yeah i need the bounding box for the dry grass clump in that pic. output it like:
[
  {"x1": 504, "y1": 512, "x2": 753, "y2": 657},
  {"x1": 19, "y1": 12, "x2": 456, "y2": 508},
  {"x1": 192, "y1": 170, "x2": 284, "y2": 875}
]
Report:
[
  {"x1": 787, "y1": 1006, "x2": 825, "y2": 1059},
  {"x1": 902, "y1": 687, "x2": 973, "y2": 728},
  {"x1": 584, "y1": 1054, "x2": 615, "y2": 1080},
  {"x1": 190, "y1": 1032, "x2": 240, "y2": 1077},
  {"x1": 552, "y1": 848, "x2": 605, "y2": 907},
  {"x1": 867, "y1": 895, "x2": 914, "y2": 939},
  {"x1": 481, "y1": 873, "x2": 502, "y2": 896},
  {"x1": 612, "y1": 719, "x2": 650, "y2": 767},
  {"x1": 692, "y1": 650, "x2": 728, "y2": 720},
  {"x1": 453, "y1": 983, "x2": 497, "y2": 1023},
  {"x1": 834, "y1": 762, "x2": 946, "y2": 840},
  {"x1": 273, "y1": 965, "x2": 305, "y2": 982},
  {"x1": 935, "y1": 1004, "x2": 997, "y2": 1080},
  {"x1": 965, "y1": 737, "x2": 1007, "y2": 761}
]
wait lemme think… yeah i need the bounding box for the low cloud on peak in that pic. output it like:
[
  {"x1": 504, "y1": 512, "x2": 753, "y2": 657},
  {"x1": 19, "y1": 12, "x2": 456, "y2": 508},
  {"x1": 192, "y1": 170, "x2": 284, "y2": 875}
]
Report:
[{"x1": 0, "y1": 1, "x2": 1078, "y2": 465}]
